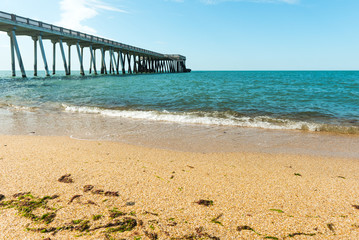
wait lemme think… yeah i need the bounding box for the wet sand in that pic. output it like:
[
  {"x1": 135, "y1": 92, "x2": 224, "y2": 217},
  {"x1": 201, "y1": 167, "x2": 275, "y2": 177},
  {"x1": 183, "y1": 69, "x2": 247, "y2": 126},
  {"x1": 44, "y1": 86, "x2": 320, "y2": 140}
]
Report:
[
  {"x1": 1, "y1": 135, "x2": 359, "y2": 239},
  {"x1": 1, "y1": 108, "x2": 359, "y2": 159}
]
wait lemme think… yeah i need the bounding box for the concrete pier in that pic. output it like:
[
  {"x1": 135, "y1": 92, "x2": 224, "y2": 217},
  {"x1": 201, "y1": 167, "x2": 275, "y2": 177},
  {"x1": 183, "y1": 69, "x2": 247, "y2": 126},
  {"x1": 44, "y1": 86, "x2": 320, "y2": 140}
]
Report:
[{"x1": 0, "y1": 11, "x2": 188, "y2": 77}]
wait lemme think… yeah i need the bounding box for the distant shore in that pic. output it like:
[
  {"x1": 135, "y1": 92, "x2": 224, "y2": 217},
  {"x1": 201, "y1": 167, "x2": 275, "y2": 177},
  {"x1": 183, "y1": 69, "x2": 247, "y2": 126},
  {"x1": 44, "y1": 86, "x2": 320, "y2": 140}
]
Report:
[{"x1": 1, "y1": 135, "x2": 359, "y2": 239}]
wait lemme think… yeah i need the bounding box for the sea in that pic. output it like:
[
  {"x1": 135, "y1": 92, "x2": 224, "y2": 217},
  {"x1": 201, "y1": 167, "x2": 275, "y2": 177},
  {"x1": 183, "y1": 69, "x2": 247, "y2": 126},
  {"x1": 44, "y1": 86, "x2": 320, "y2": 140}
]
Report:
[{"x1": 1, "y1": 70, "x2": 358, "y2": 158}]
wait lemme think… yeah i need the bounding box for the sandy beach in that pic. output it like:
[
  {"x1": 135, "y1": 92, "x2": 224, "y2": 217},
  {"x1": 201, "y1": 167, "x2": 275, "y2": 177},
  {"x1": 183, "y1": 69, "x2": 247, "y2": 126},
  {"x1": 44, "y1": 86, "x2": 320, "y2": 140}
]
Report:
[{"x1": 1, "y1": 135, "x2": 359, "y2": 239}]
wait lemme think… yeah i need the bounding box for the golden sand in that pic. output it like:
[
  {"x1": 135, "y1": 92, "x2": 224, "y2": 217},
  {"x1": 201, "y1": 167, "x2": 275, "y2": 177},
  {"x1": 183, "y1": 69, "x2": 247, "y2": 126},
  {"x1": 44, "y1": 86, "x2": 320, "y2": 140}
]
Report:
[{"x1": 0, "y1": 135, "x2": 359, "y2": 239}]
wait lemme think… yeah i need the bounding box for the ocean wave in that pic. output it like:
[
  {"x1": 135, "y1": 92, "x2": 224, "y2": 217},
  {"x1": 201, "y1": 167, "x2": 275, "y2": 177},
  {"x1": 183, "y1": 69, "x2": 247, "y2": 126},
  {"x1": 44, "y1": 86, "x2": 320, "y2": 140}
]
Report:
[
  {"x1": 62, "y1": 104, "x2": 323, "y2": 131},
  {"x1": 0, "y1": 102, "x2": 38, "y2": 112}
]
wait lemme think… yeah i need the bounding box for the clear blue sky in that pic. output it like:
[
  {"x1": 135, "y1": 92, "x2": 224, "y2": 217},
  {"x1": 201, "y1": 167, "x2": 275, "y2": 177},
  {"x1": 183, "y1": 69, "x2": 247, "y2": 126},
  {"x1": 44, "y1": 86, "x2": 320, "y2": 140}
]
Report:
[{"x1": 0, "y1": 0, "x2": 358, "y2": 70}]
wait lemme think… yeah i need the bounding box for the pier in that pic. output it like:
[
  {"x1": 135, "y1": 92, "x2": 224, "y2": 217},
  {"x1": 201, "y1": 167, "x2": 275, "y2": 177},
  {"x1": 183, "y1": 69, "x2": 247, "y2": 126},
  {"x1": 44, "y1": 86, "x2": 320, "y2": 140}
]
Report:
[{"x1": 0, "y1": 11, "x2": 188, "y2": 78}]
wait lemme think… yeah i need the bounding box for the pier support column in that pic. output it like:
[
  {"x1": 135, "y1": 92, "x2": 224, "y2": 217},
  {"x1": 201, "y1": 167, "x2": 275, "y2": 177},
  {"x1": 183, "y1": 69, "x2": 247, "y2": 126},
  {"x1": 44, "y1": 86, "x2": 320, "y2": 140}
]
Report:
[
  {"x1": 116, "y1": 51, "x2": 120, "y2": 74},
  {"x1": 81, "y1": 46, "x2": 84, "y2": 75},
  {"x1": 89, "y1": 48, "x2": 93, "y2": 74},
  {"x1": 38, "y1": 35, "x2": 50, "y2": 77},
  {"x1": 119, "y1": 51, "x2": 125, "y2": 74},
  {"x1": 59, "y1": 40, "x2": 69, "y2": 75},
  {"x1": 76, "y1": 42, "x2": 84, "y2": 76},
  {"x1": 109, "y1": 49, "x2": 115, "y2": 74},
  {"x1": 127, "y1": 54, "x2": 132, "y2": 74},
  {"x1": 141, "y1": 57, "x2": 145, "y2": 73},
  {"x1": 89, "y1": 45, "x2": 97, "y2": 75},
  {"x1": 9, "y1": 32, "x2": 15, "y2": 76},
  {"x1": 140, "y1": 56, "x2": 147, "y2": 73},
  {"x1": 109, "y1": 50, "x2": 112, "y2": 74},
  {"x1": 9, "y1": 30, "x2": 26, "y2": 77},
  {"x1": 142, "y1": 57, "x2": 146, "y2": 73},
  {"x1": 133, "y1": 55, "x2": 137, "y2": 74},
  {"x1": 123, "y1": 53, "x2": 127, "y2": 74},
  {"x1": 111, "y1": 50, "x2": 119, "y2": 75},
  {"x1": 32, "y1": 37, "x2": 37, "y2": 76},
  {"x1": 52, "y1": 41, "x2": 56, "y2": 75},
  {"x1": 67, "y1": 44, "x2": 71, "y2": 75},
  {"x1": 100, "y1": 48, "x2": 107, "y2": 74}
]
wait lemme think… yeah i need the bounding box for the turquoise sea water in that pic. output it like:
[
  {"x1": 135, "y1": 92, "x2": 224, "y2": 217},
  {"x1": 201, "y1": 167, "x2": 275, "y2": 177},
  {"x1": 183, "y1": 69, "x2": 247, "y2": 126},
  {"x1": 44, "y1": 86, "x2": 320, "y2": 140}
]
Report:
[{"x1": 0, "y1": 71, "x2": 358, "y2": 133}]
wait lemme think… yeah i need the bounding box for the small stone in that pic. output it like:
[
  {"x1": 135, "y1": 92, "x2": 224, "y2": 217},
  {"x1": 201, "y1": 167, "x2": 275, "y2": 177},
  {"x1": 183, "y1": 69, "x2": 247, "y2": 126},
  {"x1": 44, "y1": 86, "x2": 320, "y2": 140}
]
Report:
[{"x1": 126, "y1": 202, "x2": 135, "y2": 206}]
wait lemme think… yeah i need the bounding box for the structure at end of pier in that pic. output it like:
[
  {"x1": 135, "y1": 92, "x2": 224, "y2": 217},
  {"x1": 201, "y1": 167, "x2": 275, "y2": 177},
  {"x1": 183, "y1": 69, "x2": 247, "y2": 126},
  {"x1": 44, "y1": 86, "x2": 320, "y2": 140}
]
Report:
[{"x1": 0, "y1": 11, "x2": 190, "y2": 78}]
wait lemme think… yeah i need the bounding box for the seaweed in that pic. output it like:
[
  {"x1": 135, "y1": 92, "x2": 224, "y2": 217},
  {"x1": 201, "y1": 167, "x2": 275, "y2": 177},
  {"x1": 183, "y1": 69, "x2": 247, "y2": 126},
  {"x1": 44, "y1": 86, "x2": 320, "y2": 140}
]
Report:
[
  {"x1": 86, "y1": 200, "x2": 97, "y2": 205},
  {"x1": 195, "y1": 200, "x2": 213, "y2": 207},
  {"x1": 74, "y1": 220, "x2": 91, "y2": 232},
  {"x1": 144, "y1": 231, "x2": 158, "y2": 240},
  {"x1": 58, "y1": 174, "x2": 73, "y2": 183},
  {"x1": 237, "y1": 225, "x2": 262, "y2": 236},
  {"x1": 269, "y1": 209, "x2": 284, "y2": 213},
  {"x1": 68, "y1": 195, "x2": 82, "y2": 204},
  {"x1": 40, "y1": 212, "x2": 57, "y2": 224},
  {"x1": 13, "y1": 192, "x2": 31, "y2": 198},
  {"x1": 327, "y1": 223, "x2": 335, "y2": 233},
  {"x1": 92, "y1": 189, "x2": 104, "y2": 195},
  {"x1": 92, "y1": 214, "x2": 103, "y2": 221},
  {"x1": 0, "y1": 193, "x2": 57, "y2": 224},
  {"x1": 104, "y1": 191, "x2": 119, "y2": 197},
  {"x1": 181, "y1": 227, "x2": 220, "y2": 240},
  {"x1": 144, "y1": 211, "x2": 159, "y2": 216},
  {"x1": 83, "y1": 185, "x2": 94, "y2": 192},
  {"x1": 264, "y1": 237, "x2": 278, "y2": 240},
  {"x1": 287, "y1": 232, "x2": 316, "y2": 237},
  {"x1": 211, "y1": 214, "x2": 223, "y2": 226},
  {"x1": 109, "y1": 208, "x2": 126, "y2": 218},
  {"x1": 106, "y1": 217, "x2": 137, "y2": 232}
]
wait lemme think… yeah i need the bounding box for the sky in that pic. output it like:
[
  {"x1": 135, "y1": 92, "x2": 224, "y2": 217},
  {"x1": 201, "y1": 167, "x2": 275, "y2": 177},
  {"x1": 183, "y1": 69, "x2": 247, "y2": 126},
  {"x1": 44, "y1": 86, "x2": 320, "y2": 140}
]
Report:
[{"x1": 0, "y1": 0, "x2": 358, "y2": 71}]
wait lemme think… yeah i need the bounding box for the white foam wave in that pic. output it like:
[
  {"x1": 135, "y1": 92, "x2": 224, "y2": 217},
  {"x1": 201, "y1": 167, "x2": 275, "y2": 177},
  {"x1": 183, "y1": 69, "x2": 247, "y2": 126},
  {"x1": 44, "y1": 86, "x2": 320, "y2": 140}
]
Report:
[
  {"x1": 0, "y1": 103, "x2": 38, "y2": 112},
  {"x1": 62, "y1": 104, "x2": 320, "y2": 131}
]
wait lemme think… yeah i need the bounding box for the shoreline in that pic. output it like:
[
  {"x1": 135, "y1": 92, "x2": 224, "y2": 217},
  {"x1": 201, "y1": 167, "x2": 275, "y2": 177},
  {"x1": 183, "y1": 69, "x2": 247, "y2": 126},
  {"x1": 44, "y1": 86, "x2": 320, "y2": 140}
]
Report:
[
  {"x1": 1, "y1": 135, "x2": 359, "y2": 239},
  {"x1": 0, "y1": 108, "x2": 359, "y2": 159}
]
